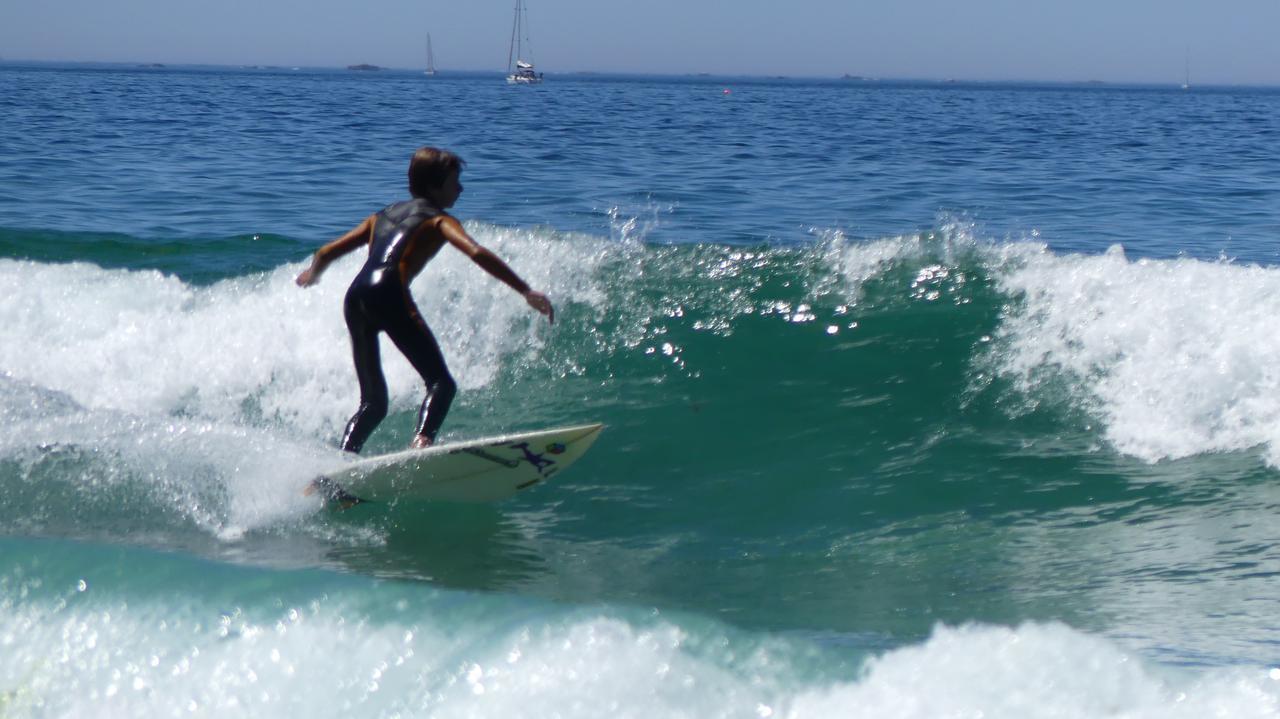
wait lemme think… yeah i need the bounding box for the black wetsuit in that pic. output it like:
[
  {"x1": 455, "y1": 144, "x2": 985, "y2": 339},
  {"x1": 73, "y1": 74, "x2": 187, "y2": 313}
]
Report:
[{"x1": 340, "y1": 198, "x2": 457, "y2": 453}]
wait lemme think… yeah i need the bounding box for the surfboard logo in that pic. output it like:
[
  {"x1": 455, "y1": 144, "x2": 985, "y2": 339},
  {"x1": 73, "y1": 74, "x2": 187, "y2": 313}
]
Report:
[
  {"x1": 509, "y1": 441, "x2": 557, "y2": 475},
  {"x1": 547, "y1": 442, "x2": 566, "y2": 455}
]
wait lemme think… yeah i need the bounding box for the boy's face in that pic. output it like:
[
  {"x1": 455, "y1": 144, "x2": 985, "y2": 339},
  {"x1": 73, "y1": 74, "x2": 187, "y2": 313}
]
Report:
[{"x1": 435, "y1": 168, "x2": 463, "y2": 208}]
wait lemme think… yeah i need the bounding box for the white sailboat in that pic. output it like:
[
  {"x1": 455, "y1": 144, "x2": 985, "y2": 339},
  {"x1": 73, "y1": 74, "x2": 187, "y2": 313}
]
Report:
[
  {"x1": 506, "y1": 0, "x2": 543, "y2": 84},
  {"x1": 424, "y1": 33, "x2": 437, "y2": 76}
]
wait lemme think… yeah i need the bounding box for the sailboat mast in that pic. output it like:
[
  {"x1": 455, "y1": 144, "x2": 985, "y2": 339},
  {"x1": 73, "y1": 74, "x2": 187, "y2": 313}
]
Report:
[
  {"x1": 519, "y1": 0, "x2": 528, "y2": 63},
  {"x1": 507, "y1": 0, "x2": 520, "y2": 72}
]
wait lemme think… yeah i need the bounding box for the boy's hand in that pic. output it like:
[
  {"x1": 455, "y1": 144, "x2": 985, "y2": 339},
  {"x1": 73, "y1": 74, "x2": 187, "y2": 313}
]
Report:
[
  {"x1": 296, "y1": 267, "x2": 318, "y2": 287},
  {"x1": 524, "y1": 290, "x2": 554, "y2": 324}
]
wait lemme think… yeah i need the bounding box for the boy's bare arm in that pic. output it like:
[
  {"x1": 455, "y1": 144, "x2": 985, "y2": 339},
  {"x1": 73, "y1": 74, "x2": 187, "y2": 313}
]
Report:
[
  {"x1": 440, "y1": 216, "x2": 554, "y2": 323},
  {"x1": 296, "y1": 215, "x2": 375, "y2": 287}
]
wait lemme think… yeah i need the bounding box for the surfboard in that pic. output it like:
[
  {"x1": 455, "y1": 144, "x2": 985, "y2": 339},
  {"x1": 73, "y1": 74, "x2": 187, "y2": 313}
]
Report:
[{"x1": 317, "y1": 423, "x2": 604, "y2": 503}]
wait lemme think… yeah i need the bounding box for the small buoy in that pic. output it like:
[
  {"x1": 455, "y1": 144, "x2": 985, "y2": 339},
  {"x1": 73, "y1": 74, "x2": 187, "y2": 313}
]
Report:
[{"x1": 723, "y1": 88, "x2": 732, "y2": 94}]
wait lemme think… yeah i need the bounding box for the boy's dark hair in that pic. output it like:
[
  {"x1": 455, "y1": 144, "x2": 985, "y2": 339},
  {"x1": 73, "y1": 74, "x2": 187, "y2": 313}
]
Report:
[{"x1": 408, "y1": 147, "x2": 465, "y2": 198}]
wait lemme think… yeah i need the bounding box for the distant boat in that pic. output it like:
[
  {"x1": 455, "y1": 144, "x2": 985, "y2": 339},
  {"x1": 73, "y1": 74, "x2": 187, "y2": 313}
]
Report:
[
  {"x1": 347, "y1": 64, "x2": 381, "y2": 72},
  {"x1": 506, "y1": 0, "x2": 543, "y2": 84},
  {"x1": 424, "y1": 33, "x2": 437, "y2": 76},
  {"x1": 1181, "y1": 47, "x2": 1190, "y2": 90}
]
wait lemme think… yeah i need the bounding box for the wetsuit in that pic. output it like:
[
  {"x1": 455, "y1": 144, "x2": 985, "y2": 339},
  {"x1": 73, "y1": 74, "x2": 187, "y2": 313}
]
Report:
[{"x1": 340, "y1": 198, "x2": 457, "y2": 453}]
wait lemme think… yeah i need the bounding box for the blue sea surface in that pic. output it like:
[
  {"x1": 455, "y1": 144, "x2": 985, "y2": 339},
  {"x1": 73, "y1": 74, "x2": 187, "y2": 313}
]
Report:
[{"x1": 3, "y1": 63, "x2": 1280, "y2": 717}]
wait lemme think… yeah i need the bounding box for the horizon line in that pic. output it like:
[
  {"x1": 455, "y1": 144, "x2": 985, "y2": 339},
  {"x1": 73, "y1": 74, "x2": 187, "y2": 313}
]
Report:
[{"x1": 2, "y1": 57, "x2": 1275, "y2": 90}]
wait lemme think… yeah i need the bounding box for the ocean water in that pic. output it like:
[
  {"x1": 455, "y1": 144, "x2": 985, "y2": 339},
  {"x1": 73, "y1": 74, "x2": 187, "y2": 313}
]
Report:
[{"x1": 3, "y1": 62, "x2": 1280, "y2": 717}]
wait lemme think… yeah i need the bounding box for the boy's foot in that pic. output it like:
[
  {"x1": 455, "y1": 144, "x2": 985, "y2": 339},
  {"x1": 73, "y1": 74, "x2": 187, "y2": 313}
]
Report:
[{"x1": 410, "y1": 434, "x2": 434, "y2": 449}]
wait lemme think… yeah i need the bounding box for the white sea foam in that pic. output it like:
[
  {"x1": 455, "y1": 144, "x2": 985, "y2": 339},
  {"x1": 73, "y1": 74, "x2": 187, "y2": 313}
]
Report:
[
  {"x1": 793, "y1": 623, "x2": 1280, "y2": 719},
  {"x1": 0, "y1": 373, "x2": 333, "y2": 535},
  {"x1": 991, "y1": 243, "x2": 1280, "y2": 465},
  {"x1": 2, "y1": 588, "x2": 1277, "y2": 719}
]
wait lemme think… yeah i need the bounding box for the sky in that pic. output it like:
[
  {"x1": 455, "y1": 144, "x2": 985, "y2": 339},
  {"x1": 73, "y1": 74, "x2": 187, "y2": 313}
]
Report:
[{"x1": 2, "y1": 0, "x2": 1279, "y2": 86}]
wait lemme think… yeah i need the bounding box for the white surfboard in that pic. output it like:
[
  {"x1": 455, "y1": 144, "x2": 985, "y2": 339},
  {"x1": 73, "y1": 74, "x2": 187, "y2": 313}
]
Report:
[{"x1": 319, "y1": 423, "x2": 604, "y2": 503}]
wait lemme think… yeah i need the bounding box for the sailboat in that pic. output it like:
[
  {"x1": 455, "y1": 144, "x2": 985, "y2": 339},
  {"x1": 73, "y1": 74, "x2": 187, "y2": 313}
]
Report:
[
  {"x1": 506, "y1": 0, "x2": 543, "y2": 84},
  {"x1": 424, "y1": 33, "x2": 437, "y2": 76}
]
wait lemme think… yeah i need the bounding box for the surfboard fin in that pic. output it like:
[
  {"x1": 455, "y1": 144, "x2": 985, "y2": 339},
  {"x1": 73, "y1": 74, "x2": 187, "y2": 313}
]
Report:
[{"x1": 307, "y1": 476, "x2": 370, "y2": 510}]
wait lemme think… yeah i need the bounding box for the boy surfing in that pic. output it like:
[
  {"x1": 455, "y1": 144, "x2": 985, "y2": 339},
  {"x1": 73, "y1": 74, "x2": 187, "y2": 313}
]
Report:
[{"x1": 296, "y1": 147, "x2": 554, "y2": 454}]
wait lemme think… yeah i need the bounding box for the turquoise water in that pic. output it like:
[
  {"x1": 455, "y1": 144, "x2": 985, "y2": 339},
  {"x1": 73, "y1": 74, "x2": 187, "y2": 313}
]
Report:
[{"x1": 3, "y1": 63, "x2": 1280, "y2": 716}]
